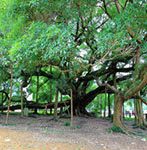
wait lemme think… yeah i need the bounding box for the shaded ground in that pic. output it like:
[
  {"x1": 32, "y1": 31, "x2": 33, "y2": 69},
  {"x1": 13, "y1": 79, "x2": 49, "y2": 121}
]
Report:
[{"x1": 0, "y1": 114, "x2": 147, "y2": 150}]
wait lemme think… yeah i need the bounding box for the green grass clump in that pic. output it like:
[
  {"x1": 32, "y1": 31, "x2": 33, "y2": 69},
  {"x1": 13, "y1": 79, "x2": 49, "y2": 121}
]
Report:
[
  {"x1": 124, "y1": 117, "x2": 134, "y2": 121},
  {"x1": 108, "y1": 126, "x2": 124, "y2": 133},
  {"x1": 1, "y1": 123, "x2": 16, "y2": 126},
  {"x1": 64, "y1": 121, "x2": 70, "y2": 126}
]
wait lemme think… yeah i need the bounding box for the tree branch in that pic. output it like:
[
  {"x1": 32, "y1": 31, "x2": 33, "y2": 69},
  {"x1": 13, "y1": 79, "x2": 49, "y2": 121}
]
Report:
[
  {"x1": 102, "y1": 0, "x2": 112, "y2": 19},
  {"x1": 123, "y1": 0, "x2": 129, "y2": 10},
  {"x1": 133, "y1": 95, "x2": 147, "y2": 105},
  {"x1": 125, "y1": 73, "x2": 147, "y2": 99},
  {"x1": 114, "y1": 0, "x2": 121, "y2": 13}
]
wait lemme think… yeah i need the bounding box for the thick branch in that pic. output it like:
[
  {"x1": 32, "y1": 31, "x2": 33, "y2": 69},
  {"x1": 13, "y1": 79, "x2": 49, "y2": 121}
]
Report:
[
  {"x1": 78, "y1": 66, "x2": 133, "y2": 82},
  {"x1": 80, "y1": 74, "x2": 131, "y2": 107},
  {"x1": 133, "y1": 95, "x2": 147, "y2": 105},
  {"x1": 96, "y1": 80, "x2": 121, "y2": 95},
  {"x1": 0, "y1": 100, "x2": 70, "y2": 111},
  {"x1": 125, "y1": 73, "x2": 147, "y2": 99}
]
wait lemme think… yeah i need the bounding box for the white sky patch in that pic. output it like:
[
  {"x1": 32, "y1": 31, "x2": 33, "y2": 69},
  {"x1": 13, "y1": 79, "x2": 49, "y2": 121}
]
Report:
[
  {"x1": 116, "y1": 72, "x2": 132, "y2": 78},
  {"x1": 79, "y1": 49, "x2": 88, "y2": 57}
]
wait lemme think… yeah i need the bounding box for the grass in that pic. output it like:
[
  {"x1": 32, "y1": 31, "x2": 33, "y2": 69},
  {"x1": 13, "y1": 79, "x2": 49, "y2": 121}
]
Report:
[
  {"x1": 124, "y1": 117, "x2": 134, "y2": 121},
  {"x1": 108, "y1": 126, "x2": 124, "y2": 133},
  {"x1": 64, "y1": 121, "x2": 70, "y2": 126},
  {"x1": 1, "y1": 123, "x2": 16, "y2": 126}
]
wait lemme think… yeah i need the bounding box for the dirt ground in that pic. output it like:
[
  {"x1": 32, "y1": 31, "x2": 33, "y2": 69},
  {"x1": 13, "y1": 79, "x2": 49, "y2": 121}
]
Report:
[{"x1": 0, "y1": 114, "x2": 147, "y2": 150}]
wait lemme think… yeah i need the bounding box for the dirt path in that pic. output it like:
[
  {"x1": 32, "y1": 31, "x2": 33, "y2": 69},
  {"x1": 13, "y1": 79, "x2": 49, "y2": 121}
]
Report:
[
  {"x1": 0, "y1": 115, "x2": 147, "y2": 150},
  {"x1": 0, "y1": 128, "x2": 86, "y2": 150}
]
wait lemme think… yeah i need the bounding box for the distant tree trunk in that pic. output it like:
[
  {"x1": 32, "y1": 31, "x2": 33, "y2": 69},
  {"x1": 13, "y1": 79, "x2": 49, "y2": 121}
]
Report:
[
  {"x1": 70, "y1": 89, "x2": 73, "y2": 127},
  {"x1": 34, "y1": 75, "x2": 39, "y2": 114},
  {"x1": 60, "y1": 92, "x2": 63, "y2": 114},
  {"x1": 97, "y1": 96, "x2": 99, "y2": 115},
  {"x1": 20, "y1": 83, "x2": 24, "y2": 116},
  {"x1": 49, "y1": 66, "x2": 53, "y2": 115},
  {"x1": 99, "y1": 94, "x2": 102, "y2": 117},
  {"x1": 1, "y1": 92, "x2": 4, "y2": 113},
  {"x1": 104, "y1": 93, "x2": 106, "y2": 118},
  {"x1": 54, "y1": 89, "x2": 59, "y2": 120},
  {"x1": 5, "y1": 64, "x2": 13, "y2": 124},
  {"x1": 108, "y1": 94, "x2": 111, "y2": 118}
]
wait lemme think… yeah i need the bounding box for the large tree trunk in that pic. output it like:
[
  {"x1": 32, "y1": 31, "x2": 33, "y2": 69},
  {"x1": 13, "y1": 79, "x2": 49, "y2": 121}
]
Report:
[
  {"x1": 113, "y1": 95, "x2": 124, "y2": 129},
  {"x1": 134, "y1": 98, "x2": 145, "y2": 127},
  {"x1": 132, "y1": 47, "x2": 146, "y2": 128},
  {"x1": 72, "y1": 89, "x2": 78, "y2": 115},
  {"x1": 73, "y1": 100, "x2": 89, "y2": 116}
]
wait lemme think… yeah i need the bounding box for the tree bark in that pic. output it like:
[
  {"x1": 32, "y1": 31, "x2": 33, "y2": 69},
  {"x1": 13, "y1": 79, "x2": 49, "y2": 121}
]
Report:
[
  {"x1": 113, "y1": 95, "x2": 124, "y2": 129},
  {"x1": 133, "y1": 47, "x2": 145, "y2": 127},
  {"x1": 134, "y1": 98, "x2": 144, "y2": 127}
]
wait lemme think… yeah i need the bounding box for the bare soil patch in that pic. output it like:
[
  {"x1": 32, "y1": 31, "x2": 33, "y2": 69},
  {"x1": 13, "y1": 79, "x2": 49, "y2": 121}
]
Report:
[{"x1": 0, "y1": 114, "x2": 147, "y2": 150}]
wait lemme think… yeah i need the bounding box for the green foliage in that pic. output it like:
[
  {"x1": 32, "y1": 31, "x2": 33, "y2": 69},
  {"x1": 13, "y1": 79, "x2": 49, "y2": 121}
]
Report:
[
  {"x1": 108, "y1": 126, "x2": 124, "y2": 133},
  {"x1": 64, "y1": 121, "x2": 70, "y2": 126},
  {"x1": 0, "y1": 0, "x2": 146, "y2": 126},
  {"x1": 124, "y1": 117, "x2": 134, "y2": 121}
]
